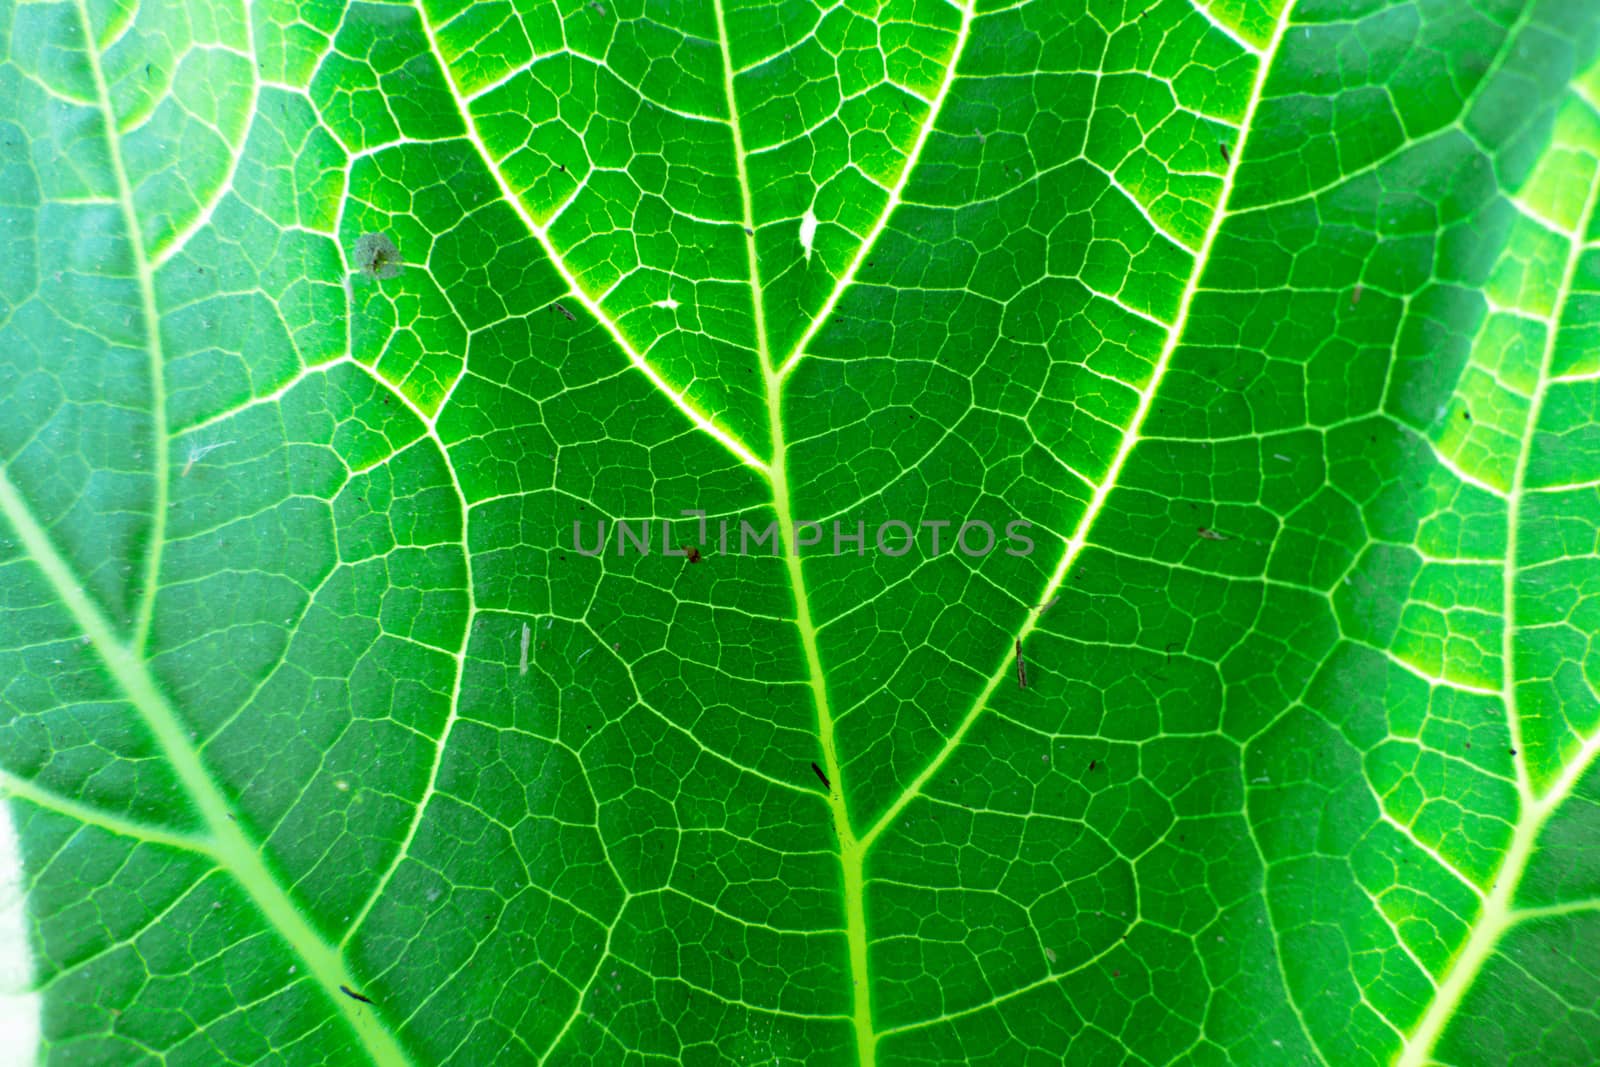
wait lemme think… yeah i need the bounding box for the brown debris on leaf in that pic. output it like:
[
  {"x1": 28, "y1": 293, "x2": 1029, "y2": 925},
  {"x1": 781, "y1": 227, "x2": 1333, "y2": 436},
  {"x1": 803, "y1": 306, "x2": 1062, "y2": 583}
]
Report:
[{"x1": 354, "y1": 233, "x2": 402, "y2": 280}]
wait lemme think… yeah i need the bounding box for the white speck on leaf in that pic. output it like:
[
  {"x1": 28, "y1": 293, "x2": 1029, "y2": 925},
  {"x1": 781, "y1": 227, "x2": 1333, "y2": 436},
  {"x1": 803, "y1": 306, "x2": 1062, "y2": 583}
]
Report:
[
  {"x1": 181, "y1": 439, "x2": 233, "y2": 477},
  {"x1": 653, "y1": 298, "x2": 680, "y2": 310},
  {"x1": 799, "y1": 208, "x2": 819, "y2": 262}
]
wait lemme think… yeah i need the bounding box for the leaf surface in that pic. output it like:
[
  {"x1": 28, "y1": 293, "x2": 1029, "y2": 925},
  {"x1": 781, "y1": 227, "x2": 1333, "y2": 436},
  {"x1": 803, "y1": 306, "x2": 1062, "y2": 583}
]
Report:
[{"x1": 2, "y1": 0, "x2": 1600, "y2": 1064}]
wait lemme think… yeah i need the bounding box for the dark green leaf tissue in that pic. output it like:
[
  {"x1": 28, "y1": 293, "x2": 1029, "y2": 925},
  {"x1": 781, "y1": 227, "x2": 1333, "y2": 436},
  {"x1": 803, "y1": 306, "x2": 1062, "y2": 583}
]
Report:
[{"x1": 2, "y1": 0, "x2": 1599, "y2": 1063}]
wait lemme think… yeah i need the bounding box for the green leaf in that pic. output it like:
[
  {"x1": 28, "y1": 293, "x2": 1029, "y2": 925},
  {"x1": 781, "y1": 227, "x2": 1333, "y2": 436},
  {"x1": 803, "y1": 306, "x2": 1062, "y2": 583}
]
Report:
[{"x1": 3, "y1": 0, "x2": 1600, "y2": 1064}]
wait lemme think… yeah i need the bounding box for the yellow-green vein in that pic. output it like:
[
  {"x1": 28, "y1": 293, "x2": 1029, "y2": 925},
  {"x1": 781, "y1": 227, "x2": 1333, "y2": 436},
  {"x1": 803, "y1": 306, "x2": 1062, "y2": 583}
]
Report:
[
  {"x1": 72, "y1": 0, "x2": 168, "y2": 654},
  {"x1": 1394, "y1": 100, "x2": 1600, "y2": 1067},
  {"x1": 339, "y1": 363, "x2": 477, "y2": 953},
  {"x1": 708, "y1": 0, "x2": 876, "y2": 1056},
  {"x1": 0, "y1": 464, "x2": 412, "y2": 1067},
  {"x1": 862, "y1": 0, "x2": 1301, "y2": 850},
  {"x1": 777, "y1": 4, "x2": 974, "y2": 380},
  {"x1": 409, "y1": 0, "x2": 770, "y2": 478}
]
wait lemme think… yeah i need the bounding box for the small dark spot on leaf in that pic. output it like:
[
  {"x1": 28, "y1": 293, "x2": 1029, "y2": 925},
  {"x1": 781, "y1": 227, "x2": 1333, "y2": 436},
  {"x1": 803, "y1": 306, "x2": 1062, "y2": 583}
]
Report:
[
  {"x1": 1196, "y1": 527, "x2": 1230, "y2": 541},
  {"x1": 686, "y1": 547, "x2": 701, "y2": 563},
  {"x1": 811, "y1": 762, "x2": 831, "y2": 789},
  {"x1": 552, "y1": 302, "x2": 575, "y2": 321},
  {"x1": 1219, "y1": 143, "x2": 1231, "y2": 164},
  {"x1": 340, "y1": 985, "x2": 373, "y2": 1004},
  {"x1": 354, "y1": 233, "x2": 401, "y2": 280}
]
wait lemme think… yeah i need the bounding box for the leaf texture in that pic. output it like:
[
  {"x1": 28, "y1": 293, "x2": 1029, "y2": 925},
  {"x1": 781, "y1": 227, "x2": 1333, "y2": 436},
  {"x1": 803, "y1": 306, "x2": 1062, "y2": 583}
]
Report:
[{"x1": 2, "y1": 0, "x2": 1600, "y2": 1064}]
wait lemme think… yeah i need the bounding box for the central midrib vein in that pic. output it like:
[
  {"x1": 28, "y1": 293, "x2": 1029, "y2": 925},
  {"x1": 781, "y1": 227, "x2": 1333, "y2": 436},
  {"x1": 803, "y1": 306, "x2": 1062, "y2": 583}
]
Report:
[
  {"x1": 766, "y1": 422, "x2": 875, "y2": 1064},
  {"x1": 708, "y1": 0, "x2": 875, "y2": 1059}
]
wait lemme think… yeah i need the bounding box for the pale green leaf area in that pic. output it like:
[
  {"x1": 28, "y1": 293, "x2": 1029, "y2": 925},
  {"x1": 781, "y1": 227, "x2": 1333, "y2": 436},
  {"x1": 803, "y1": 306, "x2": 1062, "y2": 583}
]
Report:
[{"x1": 2, "y1": 0, "x2": 1600, "y2": 1063}]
